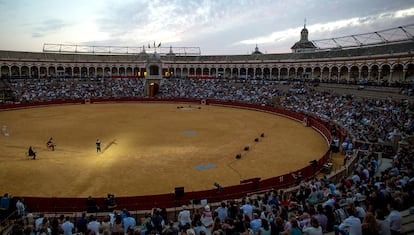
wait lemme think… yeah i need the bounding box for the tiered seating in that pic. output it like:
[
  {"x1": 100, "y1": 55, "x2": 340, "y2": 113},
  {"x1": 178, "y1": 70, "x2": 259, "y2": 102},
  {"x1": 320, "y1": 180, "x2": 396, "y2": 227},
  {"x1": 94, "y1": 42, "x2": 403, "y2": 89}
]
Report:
[{"x1": 1, "y1": 74, "x2": 413, "y2": 235}]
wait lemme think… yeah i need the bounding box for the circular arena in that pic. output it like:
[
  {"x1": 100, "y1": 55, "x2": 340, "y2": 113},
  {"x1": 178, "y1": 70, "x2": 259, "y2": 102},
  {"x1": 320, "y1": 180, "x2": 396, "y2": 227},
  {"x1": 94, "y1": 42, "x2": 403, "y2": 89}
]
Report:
[
  {"x1": 0, "y1": 98, "x2": 332, "y2": 211},
  {"x1": 1, "y1": 25, "x2": 414, "y2": 235},
  {"x1": 0, "y1": 102, "x2": 328, "y2": 198}
]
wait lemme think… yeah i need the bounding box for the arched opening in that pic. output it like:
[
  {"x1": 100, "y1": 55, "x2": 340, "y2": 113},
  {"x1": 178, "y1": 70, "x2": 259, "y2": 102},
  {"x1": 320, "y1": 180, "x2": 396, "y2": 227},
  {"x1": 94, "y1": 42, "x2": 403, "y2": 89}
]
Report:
[
  {"x1": 149, "y1": 82, "x2": 159, "y2": 97},
  {"x1": 30, "y1": 66, "x2": 39, "y2": 78},
  {"x1": 195, "y1": 68, "x2": 202, "y2": 76},
  {"x1": 280, "y1": 68, "x2": 288, "y2": 80},
  {"x1": 1, "y1": 66, "x2": 10, "y2": 78},
  {"x1": 149, "y1": 65, "x2": 159, "y2": 75}
]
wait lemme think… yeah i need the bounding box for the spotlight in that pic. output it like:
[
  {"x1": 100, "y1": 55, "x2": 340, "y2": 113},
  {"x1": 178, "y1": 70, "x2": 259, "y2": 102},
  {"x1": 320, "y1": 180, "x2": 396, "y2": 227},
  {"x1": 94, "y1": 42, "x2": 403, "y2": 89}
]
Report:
[
  {"x1": 260, "y1": 133, "x2": 265, "y2": 137},
  {"x1": 244, "y1": 146, "x2": 249, "y2": 151},
  {"x1": 235, "y1": 153, "x2": 242, "y2": 159},
  {"x1": 254, "y1": 138, "x2": 259, "y2": 142}
]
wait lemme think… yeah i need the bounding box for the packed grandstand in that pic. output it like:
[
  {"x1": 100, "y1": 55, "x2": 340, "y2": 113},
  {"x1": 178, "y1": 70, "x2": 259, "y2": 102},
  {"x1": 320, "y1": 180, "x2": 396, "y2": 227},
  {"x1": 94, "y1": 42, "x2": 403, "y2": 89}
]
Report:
[{"x1": 0, "y1": 25, "x2": 414, "y2": 235}]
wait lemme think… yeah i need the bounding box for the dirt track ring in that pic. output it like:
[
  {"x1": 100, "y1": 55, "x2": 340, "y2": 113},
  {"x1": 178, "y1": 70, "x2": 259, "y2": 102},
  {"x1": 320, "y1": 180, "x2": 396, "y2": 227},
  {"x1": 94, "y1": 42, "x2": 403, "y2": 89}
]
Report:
[{"x1": 0, "y1": 102, "x2": 328, "y2": 198}]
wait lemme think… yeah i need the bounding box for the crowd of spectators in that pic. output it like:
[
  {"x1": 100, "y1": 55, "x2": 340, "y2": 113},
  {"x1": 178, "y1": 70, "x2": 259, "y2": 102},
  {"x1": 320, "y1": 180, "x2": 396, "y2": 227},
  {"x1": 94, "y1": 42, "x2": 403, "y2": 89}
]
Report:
[
  {"x1": 9, "y1": 78, "x2": 144, "y2": 101},
  {"x1": 5, "y1": 152, "x2": 414, "y2": 235},
  {"x1": 3, "y1": 77, "x2": 414, "y2": 235},
  {"x1": 279, "y1": 87, "x2": 414, "y2": 144},
  {"x1": 8, "y1": 77, "x2": 413, "y2": 147},
  {"x1": 157, "y1": 79, "x2": 282, "y2": 104}
]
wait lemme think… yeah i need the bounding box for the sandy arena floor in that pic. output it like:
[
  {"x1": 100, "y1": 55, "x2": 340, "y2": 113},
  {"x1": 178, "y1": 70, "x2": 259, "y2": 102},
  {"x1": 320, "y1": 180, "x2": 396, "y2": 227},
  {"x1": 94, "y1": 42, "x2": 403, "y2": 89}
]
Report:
[{"x1": 0, "y1": 103, "x2": 328, "y2": 197}]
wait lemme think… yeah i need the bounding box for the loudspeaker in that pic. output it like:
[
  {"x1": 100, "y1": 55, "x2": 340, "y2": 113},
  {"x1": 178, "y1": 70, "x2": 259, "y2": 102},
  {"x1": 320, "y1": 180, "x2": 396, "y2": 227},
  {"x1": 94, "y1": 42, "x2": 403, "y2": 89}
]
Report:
[
  {"x1": 244, "y1": 146, "x2": 249, "y2": 151},
  {"x1": 236, "y1": 153, "x2": 242, "y2": 159},
  {"x1": 254, "y1": 138, "x2": 259, "y2": 142},
  {"x1": 175, "y1": 187, "x2": 184, "y2": 198}
]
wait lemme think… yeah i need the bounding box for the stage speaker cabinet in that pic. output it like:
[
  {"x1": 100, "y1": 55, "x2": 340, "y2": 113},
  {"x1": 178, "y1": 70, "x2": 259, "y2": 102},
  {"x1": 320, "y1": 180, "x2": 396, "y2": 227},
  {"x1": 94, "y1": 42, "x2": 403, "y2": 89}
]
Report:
[{"x1": 175, "y1": 187, "x2": 184, "y2": 198}]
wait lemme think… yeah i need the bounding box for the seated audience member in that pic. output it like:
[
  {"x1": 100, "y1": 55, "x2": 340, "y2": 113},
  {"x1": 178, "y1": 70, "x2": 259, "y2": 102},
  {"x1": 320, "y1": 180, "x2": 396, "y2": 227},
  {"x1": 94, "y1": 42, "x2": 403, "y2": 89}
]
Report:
[
  {"x1": 361, "y1": 212, "x2": 379, "y2": 235},
  {"x1": 334, "y1": 207, "x2": 362, "y2": 235},
  {"x1": 387, "y1": 201, "x2": 402, "y2": 235},
  {"x1": 302, "y1": 217, "x2": 323, "y2": 235}
]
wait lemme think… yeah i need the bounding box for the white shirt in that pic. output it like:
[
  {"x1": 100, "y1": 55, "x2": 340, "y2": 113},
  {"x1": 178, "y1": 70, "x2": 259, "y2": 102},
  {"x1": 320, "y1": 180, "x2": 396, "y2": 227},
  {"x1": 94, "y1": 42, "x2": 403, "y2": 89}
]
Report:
[
  {"x1": 387, "y1": 210, "x2": 402, "y2": 232},
  {"x1": 352, "y1": 174, "x2": 361, "y2": 184},
  {"x1": 338, "y1": 215, "x2": 362, "y2": 235},
  {"x1": 16, "y1": 200, "x2": 25, "y2": 215},
  {"x1": 35, "y1": 217, "x2": 44, "y2": 231},
  {"x1": 377, "y1": 219, "x2": 391, "y2": 235},
  {"x1": 240, "y1": 203, "x2": 253, "y2": 218},
  {"x1": 302, "y1": 225, "x2": 323, "y2": 235},
  {"x1": 87, "y1": 220, "x2": 101, "y2": 235},
  {"x1": 61, "y1": 221, "x2": 74, "y2": 235},
  {"x1": 322, "y1": 198, "x2": 335, "y2": 209},
  {"x1": 356, "y1": 206, "x2": 366, "y2": 220},
  {"x1": 178, "y1": 209, "x2": 191, "y2": 226}
]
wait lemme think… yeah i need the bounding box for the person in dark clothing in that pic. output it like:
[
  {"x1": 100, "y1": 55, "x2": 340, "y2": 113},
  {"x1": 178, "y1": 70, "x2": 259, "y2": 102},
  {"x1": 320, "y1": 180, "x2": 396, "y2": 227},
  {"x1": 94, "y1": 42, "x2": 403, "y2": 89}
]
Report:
[
  {"x1": 28, "y1": 146, "x2": 36, "y2": 160},
  {"x1": 104, "y1": 194, "x2": 117, "y2": 211},
  {"x1": 76, "y1": 212, "x2": 88, "y2": 234},
  {"x1": 86, "y1": 196, "x2": 100, "y2": 213},
  {"x1": 96, "y1": 139, "x2": 101, "y2": 153},
  {"x1": 152, "y1": 208, "x2": 164, "y2": 233}
]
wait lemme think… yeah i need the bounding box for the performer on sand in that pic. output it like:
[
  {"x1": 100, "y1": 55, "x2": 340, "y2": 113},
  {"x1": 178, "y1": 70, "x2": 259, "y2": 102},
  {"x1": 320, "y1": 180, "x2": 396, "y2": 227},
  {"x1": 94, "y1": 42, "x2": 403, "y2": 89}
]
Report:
[
  {"x1": 28, "y1": 146, "x2": 36, "y2": 160},
  {"x1": 47, "y1": 137, "x2": 55, "y2": 151},
  {"x1": 96, "y1": 139, "x2": 101, "y2": 153}
]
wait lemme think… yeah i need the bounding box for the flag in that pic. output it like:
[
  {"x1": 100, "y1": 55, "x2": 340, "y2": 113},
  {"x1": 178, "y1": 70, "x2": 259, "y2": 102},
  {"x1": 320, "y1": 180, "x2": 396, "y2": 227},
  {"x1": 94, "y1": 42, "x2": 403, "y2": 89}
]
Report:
[
  {"x1": 153, "y1": 41, "x2": 155, "y2": 48},
  {"x1": 148, "y1": 43, "x2": 150, "y2": 48},
  {"x1": 158, "y1": 42, "x2": 161, "y2": 48}
]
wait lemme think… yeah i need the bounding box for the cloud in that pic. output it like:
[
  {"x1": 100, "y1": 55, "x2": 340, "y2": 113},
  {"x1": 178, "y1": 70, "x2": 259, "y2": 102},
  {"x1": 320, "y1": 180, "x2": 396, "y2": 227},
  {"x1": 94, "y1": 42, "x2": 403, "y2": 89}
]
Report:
[
  {"x1": 238, "y1": 7, "x2": 414, "y2": 47},
  {"x1": 91, "y1": 0, "x2": 282, "y2": 47},
  {"x1": 19, "y1": 0, "x2": 414, "y2": 54},
  {"x1": 31, "y1": 19, "x2": 68, "y2": 38}
]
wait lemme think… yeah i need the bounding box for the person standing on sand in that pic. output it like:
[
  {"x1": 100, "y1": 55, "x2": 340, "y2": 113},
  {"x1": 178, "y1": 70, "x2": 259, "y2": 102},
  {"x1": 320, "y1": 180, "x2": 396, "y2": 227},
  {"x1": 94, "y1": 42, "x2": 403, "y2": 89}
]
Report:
[
  {"x1": 28, "y1": 146, "x2": 36, "y2": 159},
  {"x1": 96, "y1": 139, "x2": 101, "y2": 153}
]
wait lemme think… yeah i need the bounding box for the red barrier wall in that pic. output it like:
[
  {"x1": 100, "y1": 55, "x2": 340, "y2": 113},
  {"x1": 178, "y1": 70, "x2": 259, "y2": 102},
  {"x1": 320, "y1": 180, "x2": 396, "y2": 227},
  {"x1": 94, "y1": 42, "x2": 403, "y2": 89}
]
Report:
[{"x1": 1, "y1": 98, "x2": 332, "y2": 213}]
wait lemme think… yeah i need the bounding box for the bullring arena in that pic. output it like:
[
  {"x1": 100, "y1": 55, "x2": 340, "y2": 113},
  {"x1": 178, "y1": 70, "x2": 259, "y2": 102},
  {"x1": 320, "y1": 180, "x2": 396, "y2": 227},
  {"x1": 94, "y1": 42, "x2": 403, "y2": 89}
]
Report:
[
  {"x1": 1, "y1": 24, "x2": 414, "y2": 234},
  {"x1": 0, "y1": 102, "x2": 327, "y2": 198}
]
